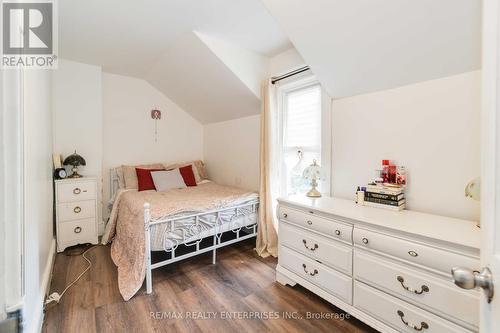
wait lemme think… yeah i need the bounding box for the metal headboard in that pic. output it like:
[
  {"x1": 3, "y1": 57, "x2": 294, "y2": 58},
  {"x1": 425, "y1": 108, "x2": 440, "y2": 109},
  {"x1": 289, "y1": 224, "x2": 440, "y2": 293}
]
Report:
[{"x1": 110, "y1": 168, "x2": 120, "y2": 198}]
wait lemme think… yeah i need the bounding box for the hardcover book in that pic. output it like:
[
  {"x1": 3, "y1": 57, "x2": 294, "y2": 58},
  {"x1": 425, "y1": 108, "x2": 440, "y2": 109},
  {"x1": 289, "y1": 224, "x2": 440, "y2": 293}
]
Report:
[
  {"x1": 365, "y1": 191, "x2": 404, "y2": 201},
  {"x1": 364, "y1": 196, "x2": 405, "y2": 207},
  {"x1": 364, "y1": 201, "x2": 405, "y2": 211}
]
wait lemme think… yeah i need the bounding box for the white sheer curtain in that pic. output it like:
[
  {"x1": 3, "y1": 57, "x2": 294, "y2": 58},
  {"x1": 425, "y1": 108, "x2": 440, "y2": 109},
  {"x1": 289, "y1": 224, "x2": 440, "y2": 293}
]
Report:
[{"x1": 256, "y1": 79, "x2": 279, "y2": 258}]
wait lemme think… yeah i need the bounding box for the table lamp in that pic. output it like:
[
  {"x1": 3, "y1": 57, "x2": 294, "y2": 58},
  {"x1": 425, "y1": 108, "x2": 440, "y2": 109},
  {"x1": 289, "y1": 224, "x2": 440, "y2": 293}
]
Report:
[
  {"x1": 303, "y1": 159, "x2": 322, "y2": 197},
  {"x1": 63, "y1": 151, "x2": 86, "y2": 178}
]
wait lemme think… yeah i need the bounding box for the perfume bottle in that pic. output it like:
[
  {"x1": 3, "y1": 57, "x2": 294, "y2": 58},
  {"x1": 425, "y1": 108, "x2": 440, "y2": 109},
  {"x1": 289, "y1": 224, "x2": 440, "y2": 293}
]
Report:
[
  {"x1": 397, "y1": 166, "x2": 407, "y2": 186},
  {"x1": 381, "y1": 160, "x2": 390, "y2": 183},
  {"x1": 388, "y1": 165, "x2": 397, "y2": 183}
]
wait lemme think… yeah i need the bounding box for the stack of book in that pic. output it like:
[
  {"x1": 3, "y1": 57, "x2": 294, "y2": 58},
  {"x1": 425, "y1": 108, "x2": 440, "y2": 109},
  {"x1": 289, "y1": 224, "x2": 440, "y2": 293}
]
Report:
[{"x1": 364, "y1": 185, "x2": 405, "y2": 211}]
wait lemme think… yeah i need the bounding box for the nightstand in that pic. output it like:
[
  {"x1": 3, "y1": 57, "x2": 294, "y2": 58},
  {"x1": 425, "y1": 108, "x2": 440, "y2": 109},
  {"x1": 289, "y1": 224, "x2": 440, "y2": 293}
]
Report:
[{"x1": 55, "y1": 177, "x2": 98, "y2": 252}]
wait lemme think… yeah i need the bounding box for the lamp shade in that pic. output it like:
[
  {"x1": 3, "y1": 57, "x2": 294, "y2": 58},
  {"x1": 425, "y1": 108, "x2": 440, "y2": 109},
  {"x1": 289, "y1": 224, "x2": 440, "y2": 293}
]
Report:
[
  {"x1": 303, "y1": 160, "x2": 321, "y2": 180},
  {"x1": 63, "y1": 151, "x2": 86, "y2": 167}
]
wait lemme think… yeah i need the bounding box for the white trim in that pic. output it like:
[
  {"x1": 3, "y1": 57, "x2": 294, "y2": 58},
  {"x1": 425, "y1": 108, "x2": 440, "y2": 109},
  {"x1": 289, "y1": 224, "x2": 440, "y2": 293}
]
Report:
[
  {"x1": 481, "y1": 0, "x2": 500, "y2": 329},
  {"x1": 276, "y1": 75, "x2": 332, "y2": 196},
  {"x1": 27, "y1": 238, "x2": 55, "y2": 333}
]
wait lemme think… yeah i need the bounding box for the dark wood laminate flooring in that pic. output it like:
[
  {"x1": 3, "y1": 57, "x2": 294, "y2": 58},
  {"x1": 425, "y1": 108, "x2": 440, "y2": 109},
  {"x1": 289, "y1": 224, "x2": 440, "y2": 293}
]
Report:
[{"x1": 42, "y1": 239, "x2": 378, "y2": 333}]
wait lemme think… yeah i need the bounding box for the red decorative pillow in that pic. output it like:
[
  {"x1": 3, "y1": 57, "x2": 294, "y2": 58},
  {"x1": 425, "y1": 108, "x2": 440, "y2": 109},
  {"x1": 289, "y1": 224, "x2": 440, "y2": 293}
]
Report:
[
  {"x1": 136, "y1": 168, "x2": 164, "y2": 191},
  {"x1": 179, "y1": 165, "x2": 197, "y2": 186}
]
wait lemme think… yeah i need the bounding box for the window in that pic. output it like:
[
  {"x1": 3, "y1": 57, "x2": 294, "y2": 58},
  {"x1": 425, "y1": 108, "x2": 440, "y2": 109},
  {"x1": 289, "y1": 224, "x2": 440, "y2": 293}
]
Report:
[{"x1": 278, "y1": 77, "x2": 330, "y2": 196}]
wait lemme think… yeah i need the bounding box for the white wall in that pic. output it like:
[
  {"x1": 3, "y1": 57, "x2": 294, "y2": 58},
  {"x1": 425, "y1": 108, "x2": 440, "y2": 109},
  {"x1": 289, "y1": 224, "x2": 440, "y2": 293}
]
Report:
[
  {"x1": 269, "y1": 47, "x2": 305, "y2": 76},
  {"x1": 202, "y1": 47, "x2": 305, "y2": 192},
  {"x1": 23, "y1": 69, "x2": 55, "y2": 333},
  {"x1": 204, "y1": 115, "x2": 260, "y2": 191},
  {"x1": 332, "y1": 71, "x2": 481, "y2": 221},
  {"x1": 102, "y1": 73, "x2": 203, "y2": 215},
  {"x1": 196, "y1": 32, "x2": 269, "y2": 99},
  {"x1": 0, "y1": 70, "x2": 5, "y2": 322},
  {"x1": 53, "y1": 59, "x2": 103, "y2": 223},
  {"x1": 1, "y1": 69, "x2": 24, "y2": 322}
]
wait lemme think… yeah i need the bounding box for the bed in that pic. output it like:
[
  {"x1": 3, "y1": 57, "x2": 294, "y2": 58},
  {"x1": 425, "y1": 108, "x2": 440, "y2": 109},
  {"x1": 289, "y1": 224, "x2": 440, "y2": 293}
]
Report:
[{"x1": 102, "y1": 167, "x2": 259, "y2": 300}]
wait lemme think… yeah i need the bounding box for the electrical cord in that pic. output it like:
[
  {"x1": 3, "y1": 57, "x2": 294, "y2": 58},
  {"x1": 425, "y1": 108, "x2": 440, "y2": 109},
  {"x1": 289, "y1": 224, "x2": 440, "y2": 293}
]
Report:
[{"x1": 44, "y1": 245, "x2": 98, "y2": 308}]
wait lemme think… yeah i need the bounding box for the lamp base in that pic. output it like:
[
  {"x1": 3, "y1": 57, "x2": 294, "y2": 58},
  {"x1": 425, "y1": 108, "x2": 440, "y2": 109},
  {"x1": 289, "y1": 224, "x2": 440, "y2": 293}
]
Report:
[
  {"x1": 68, "y1": 172, "x2": 83, "y2": 178},
  {"x1": 68, "y1": 166, "x2": 82, "y2": 178},
  {"x1": 306, "y1": 188, "x2": 322, "y2": 198}
]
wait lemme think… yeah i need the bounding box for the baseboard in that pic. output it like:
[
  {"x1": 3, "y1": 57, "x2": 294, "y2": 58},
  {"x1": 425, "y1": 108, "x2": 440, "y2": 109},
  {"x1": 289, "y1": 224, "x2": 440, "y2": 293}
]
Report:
[{"x1": 27, "y1": 238, "x2": 56, "y2": 333}]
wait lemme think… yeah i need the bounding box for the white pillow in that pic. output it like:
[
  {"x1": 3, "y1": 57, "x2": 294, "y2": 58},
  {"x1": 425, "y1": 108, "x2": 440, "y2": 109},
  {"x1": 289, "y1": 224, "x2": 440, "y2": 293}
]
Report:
[{"x1": 151, "y1": 169, "x2": 187, "y2": 192}]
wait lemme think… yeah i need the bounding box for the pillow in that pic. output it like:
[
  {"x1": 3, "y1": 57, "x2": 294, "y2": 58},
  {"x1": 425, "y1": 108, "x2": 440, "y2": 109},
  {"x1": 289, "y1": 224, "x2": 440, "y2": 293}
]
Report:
[
  {"x1": 192, "y1": 160, "x2": 207, "y2": 180},
  {"x1": 136, "y1": 168, "x2": 164, "y2": 191},
  {"x1": 179, "y1": 165, "x2": 197, "y2": 186},
  {"x1": 164, "y1": 160, "x2": 205, "y2": 183},
  {"x1": 122, "y1": 163, "x2": 163, "y2": 189},
  {"x1": 151, "y1": 169, "x2": 187, "y2": 192}
]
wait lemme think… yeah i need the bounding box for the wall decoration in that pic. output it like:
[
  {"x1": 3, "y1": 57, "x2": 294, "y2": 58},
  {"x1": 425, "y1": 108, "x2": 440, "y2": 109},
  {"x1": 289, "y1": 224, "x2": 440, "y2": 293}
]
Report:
[{"x1": 151, "y1": 108, "x2": 162, "y2": 142}]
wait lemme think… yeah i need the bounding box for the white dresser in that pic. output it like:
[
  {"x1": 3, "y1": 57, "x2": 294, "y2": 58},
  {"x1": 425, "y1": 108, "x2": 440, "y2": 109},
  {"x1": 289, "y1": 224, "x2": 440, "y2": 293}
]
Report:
[
  {"x1": 277, "y1": 195, "x2": 480, "y2": 333},
  {"x1": 55, "y1": 177, "x2": 98, "y2": 252}
]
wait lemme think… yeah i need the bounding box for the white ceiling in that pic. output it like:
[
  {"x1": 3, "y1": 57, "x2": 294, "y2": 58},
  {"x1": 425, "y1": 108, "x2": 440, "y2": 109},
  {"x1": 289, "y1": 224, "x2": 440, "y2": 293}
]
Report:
[
  {"x1": 145, "y1": 32, "x2": 261, "y2": 124},
  {"x1": 262, "y1": 0, "x2": 481, "y2": 98},
  {"x1": 59, "y1": 0, "x2": 482, "y2": 123},
  {"x1": 59, "y1": 0, "x2": 291, "y2": 77}
]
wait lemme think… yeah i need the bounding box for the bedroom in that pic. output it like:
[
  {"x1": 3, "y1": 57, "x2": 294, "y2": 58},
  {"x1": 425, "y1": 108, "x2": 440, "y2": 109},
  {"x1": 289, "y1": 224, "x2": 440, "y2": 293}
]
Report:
[{"x1": 1, "y1": 0, "x2": 499, "y2": 332}]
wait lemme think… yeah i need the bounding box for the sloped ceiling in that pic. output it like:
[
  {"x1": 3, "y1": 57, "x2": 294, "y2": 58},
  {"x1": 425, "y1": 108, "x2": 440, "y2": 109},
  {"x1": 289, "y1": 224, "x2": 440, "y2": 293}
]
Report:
[
  {"x1": 59, "y1": 0, "x2": 482, "y2": 122},
  {"x1": 145, "y1": 32, "x2": 262, "y2": 124},
  {"x1": 196, "y1": 32, "x2": 269, "y2": 99},
  {"x1": 59, "y1": 0, "x2": 288, "y2": 123},
  {"x1": 261, "y1": 0, "x2": 481, "y2": 98},
  {"x1": 59, "y1": 0, "x2": 290, "y2": 77}
]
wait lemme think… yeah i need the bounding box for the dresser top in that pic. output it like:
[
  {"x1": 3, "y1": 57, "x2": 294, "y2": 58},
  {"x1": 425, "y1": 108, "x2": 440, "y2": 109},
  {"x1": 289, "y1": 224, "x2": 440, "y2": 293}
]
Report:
[
  {"x1": 55, "y1": 176, "x2": 97, "y2": 183},
  {"x1": 278, "y1": 195, "x2": 480, "y2": 251}
]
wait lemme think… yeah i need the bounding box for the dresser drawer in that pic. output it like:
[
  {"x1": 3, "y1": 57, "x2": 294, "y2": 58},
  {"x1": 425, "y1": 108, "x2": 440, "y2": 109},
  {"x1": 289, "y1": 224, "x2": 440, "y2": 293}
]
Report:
[
  {"x1": 354, "y1": 250, "x2": 478, "y2": 329},
  {"x1": 280, "y1": 222, "x2": 352, "y2": 275},
  {"x1": 279, "y1": 206, "x2": 352, "y2": 243},
  {"x1": 354, "y1": 281, "x2": 473, "y2": 333},
  {"x1": 58, "y1": 218, "x2": 96, "y2": 243},
  {"x1": 58, "y1": 200, "x2": 96, "y2": 222},
  {"x1": 353, "y1": 228, "x2": 479, "y2": 276},
  {"x1": 57, "y1": 180, "x2": 96, "y2": 203},
  {"x1": 279, "y1": 245, "x2": 352, "y2": 304}
]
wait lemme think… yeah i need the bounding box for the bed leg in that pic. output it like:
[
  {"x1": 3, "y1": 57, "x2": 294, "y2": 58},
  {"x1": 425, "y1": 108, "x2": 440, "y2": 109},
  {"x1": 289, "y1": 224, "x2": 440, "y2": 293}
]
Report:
[
  {"x1": 144, "y1": 203, "x2": 153, "y2": 294},
  {"x1": 212, "y1": 234, "x2": 217, "y2": 264}
]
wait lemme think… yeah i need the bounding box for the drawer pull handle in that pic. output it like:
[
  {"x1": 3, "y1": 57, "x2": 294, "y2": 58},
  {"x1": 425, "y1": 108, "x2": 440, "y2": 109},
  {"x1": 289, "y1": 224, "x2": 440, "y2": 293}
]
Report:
[
  {"x1": 362, "y1": 237, "x2": 369, "y2": 244},
  {"x1": 397, "y1": 310, "x2": 429, "y2": 331},
  {"x1": 408, "y1": 250, "x2": 418, "y2": 257},
  {"x1": 335, "y1": 229, "x2": 341, "y2": 236},
  {"x1": 283, "y1": 213, "x2": 288, "y2": 218},
  {"x1": 74, "y1": 226, "x2": 82, "y2": 234},
  {"x1": 73, "y1": 206, "x2": 82, "y2": 213},
  {"x1": 73, "y1": 187, "x2": 81, "y2": 195},
  {"x1": 307, "y1": 220, "x2": 313, "y2": 225},
  {"x1": 302, "y1": 264, "x2": 318, "y2": 276},
  {"x1": 397, "y1": 276, "x2": 430, "y2": 294},
  {"x1": 302, "y1": 239, "x2": 319, "y2": 251}
]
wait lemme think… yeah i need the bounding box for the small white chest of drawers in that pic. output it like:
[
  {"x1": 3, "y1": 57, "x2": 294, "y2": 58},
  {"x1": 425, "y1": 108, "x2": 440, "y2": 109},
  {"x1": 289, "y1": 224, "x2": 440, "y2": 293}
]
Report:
[
  {"x1": 277, "y1": 195, "x2": 480, "y2": 333},
  {"x1": 55, "y1": 177, "x2": 98, "y2": 252}
]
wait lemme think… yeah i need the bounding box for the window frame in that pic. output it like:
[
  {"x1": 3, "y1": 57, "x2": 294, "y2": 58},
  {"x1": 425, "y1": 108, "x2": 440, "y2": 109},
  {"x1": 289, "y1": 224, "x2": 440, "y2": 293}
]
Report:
[{"x1": 277, "y1": 74, "x2": 332, "y2": 197}]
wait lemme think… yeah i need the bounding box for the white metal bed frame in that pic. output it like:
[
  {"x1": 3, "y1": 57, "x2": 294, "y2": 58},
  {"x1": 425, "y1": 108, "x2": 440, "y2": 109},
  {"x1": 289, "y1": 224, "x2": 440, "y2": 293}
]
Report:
[{"x1": 110, "y1": 169, "x2": 259, "y2": 294}]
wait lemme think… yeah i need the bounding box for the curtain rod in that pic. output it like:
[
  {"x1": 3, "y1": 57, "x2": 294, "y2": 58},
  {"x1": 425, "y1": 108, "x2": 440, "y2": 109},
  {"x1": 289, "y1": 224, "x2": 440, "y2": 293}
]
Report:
[{"x1": 271, "y1": 66, "x2": 310, "y2": 84}]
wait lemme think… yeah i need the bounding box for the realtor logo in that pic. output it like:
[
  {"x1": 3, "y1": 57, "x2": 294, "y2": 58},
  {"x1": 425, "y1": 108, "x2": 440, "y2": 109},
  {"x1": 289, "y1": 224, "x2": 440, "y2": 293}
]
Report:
[{"x1": 1, "y1": 0, "x2": 57, "y2": 68}]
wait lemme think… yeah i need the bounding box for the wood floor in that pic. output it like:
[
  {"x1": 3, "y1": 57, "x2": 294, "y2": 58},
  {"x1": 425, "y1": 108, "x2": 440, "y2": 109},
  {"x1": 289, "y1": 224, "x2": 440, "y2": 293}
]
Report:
[{"x1": 42, "y1": 239, "x2": 378, "y2": 333}]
